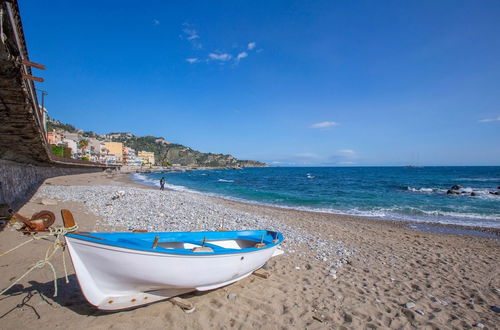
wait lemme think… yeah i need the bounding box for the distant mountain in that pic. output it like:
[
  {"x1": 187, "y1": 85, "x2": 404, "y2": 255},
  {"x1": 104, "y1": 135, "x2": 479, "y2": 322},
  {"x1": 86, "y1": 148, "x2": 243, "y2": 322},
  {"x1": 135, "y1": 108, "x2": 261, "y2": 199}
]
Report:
[{"x1": 47, "y1": 119, "x2": 267, "y2": 168}]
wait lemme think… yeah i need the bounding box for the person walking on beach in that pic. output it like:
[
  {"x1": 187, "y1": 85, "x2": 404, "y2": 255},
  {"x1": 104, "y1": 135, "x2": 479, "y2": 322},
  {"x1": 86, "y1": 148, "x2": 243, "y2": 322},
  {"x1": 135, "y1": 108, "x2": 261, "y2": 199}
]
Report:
[{"x1": 160, "y1": 177, "x2": 165, "y2": 191}]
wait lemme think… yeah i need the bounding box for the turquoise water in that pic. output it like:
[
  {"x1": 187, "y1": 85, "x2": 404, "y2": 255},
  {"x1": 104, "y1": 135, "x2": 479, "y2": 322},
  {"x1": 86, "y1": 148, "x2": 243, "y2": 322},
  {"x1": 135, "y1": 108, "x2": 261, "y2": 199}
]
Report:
[{"x1": 134, "y1": 167, "x2": 500, "y2": 228}]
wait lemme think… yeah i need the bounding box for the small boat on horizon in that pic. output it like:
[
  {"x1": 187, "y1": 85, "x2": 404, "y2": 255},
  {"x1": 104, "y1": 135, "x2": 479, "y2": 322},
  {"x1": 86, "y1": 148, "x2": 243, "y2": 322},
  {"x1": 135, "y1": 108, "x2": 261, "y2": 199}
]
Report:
[{"x1": 65, "y1": 229, "x2": 284, "y2": 310}]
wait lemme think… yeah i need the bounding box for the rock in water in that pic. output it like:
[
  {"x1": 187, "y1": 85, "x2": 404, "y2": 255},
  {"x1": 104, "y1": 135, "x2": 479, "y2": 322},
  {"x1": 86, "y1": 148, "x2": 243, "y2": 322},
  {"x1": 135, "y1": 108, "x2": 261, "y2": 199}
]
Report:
[{"x1": 451, "y1": 185, "x2": 462, "y2": 190}]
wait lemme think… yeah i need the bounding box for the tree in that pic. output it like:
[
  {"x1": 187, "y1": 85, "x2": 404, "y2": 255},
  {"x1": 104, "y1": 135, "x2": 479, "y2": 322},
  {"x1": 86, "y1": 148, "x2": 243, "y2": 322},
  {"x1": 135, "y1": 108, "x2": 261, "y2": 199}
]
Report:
[{"x1": 79, "y1": 139, "x2": 89, "y2": 151}]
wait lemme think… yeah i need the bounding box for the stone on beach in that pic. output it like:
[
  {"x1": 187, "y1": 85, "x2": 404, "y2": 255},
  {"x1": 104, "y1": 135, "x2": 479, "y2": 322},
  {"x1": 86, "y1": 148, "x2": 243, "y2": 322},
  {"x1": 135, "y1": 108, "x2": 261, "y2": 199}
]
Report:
[
  {"x1": 405, "y1": 301, "x2": 416, "y2": 309},
  {"x1": 40, "y1": 198, "x2": 58, "y2": 205},
  {"x1": 35, "y1": 184, "x2": 352, "y2": 261}
]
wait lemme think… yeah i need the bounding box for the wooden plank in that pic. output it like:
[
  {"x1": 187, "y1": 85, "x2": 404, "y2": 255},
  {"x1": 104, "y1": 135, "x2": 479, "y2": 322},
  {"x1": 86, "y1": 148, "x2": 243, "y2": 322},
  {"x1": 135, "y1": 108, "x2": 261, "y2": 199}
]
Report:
[
  {"x1": 21, "y1": 74, "x2": 44, "y2": 82},
  {"x1": 61, "y1": 209, "x2": 76, "y2": 228},
  {"x1": 21, "y1": 59, "x2": 46, "y2": 70},
  {"x1": 252, "y1": 269, "x2": 270, "y2": 279},
  {"x1": 152, "y1": 235, "x2": 159, "y2": 249}
]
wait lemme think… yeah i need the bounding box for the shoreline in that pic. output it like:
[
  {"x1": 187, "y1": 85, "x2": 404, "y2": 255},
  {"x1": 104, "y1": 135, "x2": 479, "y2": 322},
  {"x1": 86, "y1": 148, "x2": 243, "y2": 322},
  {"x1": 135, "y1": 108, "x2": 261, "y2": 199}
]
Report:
[
  {"x1": 0, "y1": 171, "x2": 499, "y2": 329},
  {"x1": 129, "y1": 172, "x2": 500, "y2": 238}
]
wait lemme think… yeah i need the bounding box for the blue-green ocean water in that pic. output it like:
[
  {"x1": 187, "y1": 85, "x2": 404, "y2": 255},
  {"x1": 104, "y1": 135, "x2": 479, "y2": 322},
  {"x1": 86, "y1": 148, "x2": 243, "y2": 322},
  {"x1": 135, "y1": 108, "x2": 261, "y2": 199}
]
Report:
[{"x1": 133, "y1": 167, "x2": 500, "y2": 228}]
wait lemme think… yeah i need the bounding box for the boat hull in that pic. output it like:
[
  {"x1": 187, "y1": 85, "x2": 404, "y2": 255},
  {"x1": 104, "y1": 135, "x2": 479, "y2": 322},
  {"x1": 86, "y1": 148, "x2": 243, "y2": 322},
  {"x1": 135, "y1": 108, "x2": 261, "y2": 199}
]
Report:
[{"x1": 65, "y1": 233, "x2": 282, "y2": 310}]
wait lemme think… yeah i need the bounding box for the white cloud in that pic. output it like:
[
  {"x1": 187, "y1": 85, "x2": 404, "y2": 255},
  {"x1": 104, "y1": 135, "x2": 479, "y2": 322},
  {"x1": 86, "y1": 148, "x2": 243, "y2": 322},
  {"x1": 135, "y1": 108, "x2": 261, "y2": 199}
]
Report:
[
  {"x1": 248, "y1": 42, "x2": 256, "y2": 50},
  {"x1": 209, "y1": 53, "x2": 232, "y2": 61},
  {"x1": 336, "y1": 149, "x2": 356, "y2": 157},
  {"x1": 309, "y1": 121, "x2": 339, "y2": 129},
  {"x1": 479, "y1": 116, "x2": 500, "y2": 123},
  {"x1": 186, "y1": 58, "x2": 198, "y2": 64},
  {"x1": 183, "y1": 28, "x2": 199, "y2": 40},
  {"x1": 294, "y1": 152, "x2": 320, "y2": 159},
  {"x1": 181, "y1": 23, "x2": 202, "y2": 49},
  {"x1": 236, "y1": 52, "x2": 248, "y2": 62},
  {"x1": 153, "y1": 19, "x2": 160, "y2": 26}
]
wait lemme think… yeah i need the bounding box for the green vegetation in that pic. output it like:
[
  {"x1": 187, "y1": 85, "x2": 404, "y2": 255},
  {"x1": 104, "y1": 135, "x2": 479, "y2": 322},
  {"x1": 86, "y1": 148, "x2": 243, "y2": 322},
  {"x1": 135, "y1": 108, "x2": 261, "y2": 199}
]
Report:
[
  {"x1": 47, "y1": 118, "x2": 77, "y2": 133},
  {"x1": 110, "y1": 134, "x2": 267, "y2": 167},
  {"x1": 51, "y1": 144, "x2": 72, "y2": 158}
]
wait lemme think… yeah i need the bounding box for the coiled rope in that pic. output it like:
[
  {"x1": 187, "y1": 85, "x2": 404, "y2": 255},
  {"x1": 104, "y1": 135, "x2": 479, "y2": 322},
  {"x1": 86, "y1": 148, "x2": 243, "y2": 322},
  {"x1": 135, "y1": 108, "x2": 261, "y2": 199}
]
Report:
[{"x1": 0, "y1": 225, "x2": 78, "y2": 297}]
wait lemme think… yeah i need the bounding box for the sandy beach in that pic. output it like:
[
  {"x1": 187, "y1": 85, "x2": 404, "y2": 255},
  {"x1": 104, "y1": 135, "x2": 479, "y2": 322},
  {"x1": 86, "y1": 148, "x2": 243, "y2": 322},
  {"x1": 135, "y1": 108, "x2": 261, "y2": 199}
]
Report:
[{"x1": 0, "y1": 171, "x2": 499, "y2": 329}]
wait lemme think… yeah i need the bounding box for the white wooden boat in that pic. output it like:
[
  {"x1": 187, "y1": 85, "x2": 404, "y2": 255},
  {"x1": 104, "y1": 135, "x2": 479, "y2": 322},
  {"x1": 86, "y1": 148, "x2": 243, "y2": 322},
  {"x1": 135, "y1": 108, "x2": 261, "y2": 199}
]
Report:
[{"x1": 65, "y1": 230, "x2": 284, "y2": 310}]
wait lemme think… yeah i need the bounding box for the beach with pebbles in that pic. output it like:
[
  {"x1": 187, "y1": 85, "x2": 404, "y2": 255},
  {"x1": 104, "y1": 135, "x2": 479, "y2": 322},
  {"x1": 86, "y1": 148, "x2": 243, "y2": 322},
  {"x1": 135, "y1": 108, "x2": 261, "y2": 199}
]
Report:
[{"x1": 0, "y1": 171, "x2": 499, "y2": 329}]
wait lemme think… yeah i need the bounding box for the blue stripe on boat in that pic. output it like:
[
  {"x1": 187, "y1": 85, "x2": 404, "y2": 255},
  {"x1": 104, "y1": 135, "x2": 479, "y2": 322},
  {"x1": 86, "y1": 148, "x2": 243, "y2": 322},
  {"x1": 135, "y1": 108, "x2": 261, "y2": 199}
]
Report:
[{"x1": 65, "y1": 230, "x2": 284, "y2": 255}]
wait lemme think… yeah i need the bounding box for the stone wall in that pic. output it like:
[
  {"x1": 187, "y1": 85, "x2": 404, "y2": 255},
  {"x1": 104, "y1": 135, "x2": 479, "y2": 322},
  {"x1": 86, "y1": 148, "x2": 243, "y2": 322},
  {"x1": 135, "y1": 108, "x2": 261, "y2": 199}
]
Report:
[{"x1": 0, "y1": 159, "x2": 103, "y2": 217}]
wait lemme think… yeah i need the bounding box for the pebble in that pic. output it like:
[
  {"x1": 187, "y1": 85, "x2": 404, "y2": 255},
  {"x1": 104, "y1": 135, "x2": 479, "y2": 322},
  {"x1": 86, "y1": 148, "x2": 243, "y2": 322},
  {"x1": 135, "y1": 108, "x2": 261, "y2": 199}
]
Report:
[
  {"x1": 415, "y1": 310, "x2": 425, "y2": 315},
  {"x1": 295, "y1": 266, "x2": 301, "y2": 270},
  {"x1": 227, "y1": 293, "x2": 237, "y2": 300},
  {"x1": 36, "y1": 185, "x2": 354, "y2": 261},
  {"x1": 474, "y1": 323, "x2": 485, "y2": 328},
  {"x1": 405, "y1": 301, "x2": 416, "y2": 309},
  {"x1": 40, "y1": 198, "x2": 58, "y2": 206}
]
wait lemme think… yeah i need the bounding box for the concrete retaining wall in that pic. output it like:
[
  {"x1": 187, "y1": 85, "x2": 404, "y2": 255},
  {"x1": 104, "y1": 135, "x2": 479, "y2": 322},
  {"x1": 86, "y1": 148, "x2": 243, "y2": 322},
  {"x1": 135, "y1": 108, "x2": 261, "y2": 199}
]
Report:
[{"x1": 0, "y1": 159, "x2": 103, "y2": 216}]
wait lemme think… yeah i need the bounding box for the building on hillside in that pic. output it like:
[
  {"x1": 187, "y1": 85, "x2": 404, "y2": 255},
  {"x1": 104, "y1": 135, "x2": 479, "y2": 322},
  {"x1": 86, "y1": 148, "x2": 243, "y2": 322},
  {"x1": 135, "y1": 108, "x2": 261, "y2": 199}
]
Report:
[
  {"x1": 104, "y1": 155, "x2": 118, "y2": 165},
  {"x1": 62, "y1": 138, "x2": 77, "y2": 157},
  {"x1": 106, "y1": 132, "x2": 132, "y2": 140},
  {"x1": 104, "y1": 142, "x2": 124, "y2": 163},
  {"x1": 138, "y1": 151, "x2": 155, "y2": 166},
  {"x1": 64, "y1": 132, "x2": 80, "y2": 141},
  {"x1": 47, "y1": 130, "x2": 63, "y2": 144},
  {"x1": 155, "y1": 138, "x2": 171, "y2": 145},
  {"x1": 87, "y1": 138, "x2": 103, "y2": 154},
  {"x1": 123, "y1": 147, "x2": 140, "y2": 165}
]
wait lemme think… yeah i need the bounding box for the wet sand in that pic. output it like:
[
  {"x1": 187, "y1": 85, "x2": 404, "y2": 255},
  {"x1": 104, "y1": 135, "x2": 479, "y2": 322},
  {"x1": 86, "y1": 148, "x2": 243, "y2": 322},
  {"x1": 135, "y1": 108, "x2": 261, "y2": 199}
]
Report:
[{"x1": 0, "y1": 171, "x2": 498, "y2": 329}]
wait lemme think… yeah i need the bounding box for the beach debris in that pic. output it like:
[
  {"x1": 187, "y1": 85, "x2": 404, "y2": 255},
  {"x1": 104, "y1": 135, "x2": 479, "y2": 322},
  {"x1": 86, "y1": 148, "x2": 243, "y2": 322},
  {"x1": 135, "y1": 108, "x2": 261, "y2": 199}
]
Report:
[
  {"x1": 227, "y1": 293, "x2": 237, "y2": 300},
  {"x1": 415, "y1": 310, "x2": 425, "y2": 315},
  {"x1": 252, "y1": 269, "x2": 270, "y2": 279},
  {"x1": 374, "y1": 298, "x2": 381, "y2": 303},
  {"x1": 491, "y1": 305, "x2": 500, "y2": 313},
  {"x1": 9, "y1": 210, "x2": 56, "y2": 232},
  {"x1": 312, "y1": 314, "x2": 324, "y2": 323},
  {"x1": 405, "y1": 301, "x2": 416, "y2": 309},
  {"x1": 170, "y1": 297, "x2": 195, "y2": 313},
  {"x1": 40, "y1": 198, "x2": 58, "y2": 205},
  {"x1": 474, "y1": 323, "x2": 485, "y2": 328},
  {"x1": 295, "y1": 266, "x2": 301, "y2": 270}
]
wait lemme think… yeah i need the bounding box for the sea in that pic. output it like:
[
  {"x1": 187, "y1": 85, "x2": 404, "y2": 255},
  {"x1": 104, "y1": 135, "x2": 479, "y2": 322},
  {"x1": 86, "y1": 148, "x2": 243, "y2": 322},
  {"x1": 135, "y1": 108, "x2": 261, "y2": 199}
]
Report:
[{"x1": 133, "y1": 167, "x2": 500, "y2": 229}]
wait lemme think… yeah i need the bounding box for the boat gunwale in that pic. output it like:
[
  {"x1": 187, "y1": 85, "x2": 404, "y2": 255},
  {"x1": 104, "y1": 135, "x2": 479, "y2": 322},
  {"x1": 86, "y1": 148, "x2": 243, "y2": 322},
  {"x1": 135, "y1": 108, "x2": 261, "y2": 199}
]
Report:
[{"x1": 65, "y1": 230, "x2": 284, "y2": 256}]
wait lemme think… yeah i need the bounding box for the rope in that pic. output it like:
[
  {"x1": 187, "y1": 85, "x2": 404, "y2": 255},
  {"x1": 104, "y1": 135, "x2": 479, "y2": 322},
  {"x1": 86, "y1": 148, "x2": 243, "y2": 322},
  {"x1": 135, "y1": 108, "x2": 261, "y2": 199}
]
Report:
[{"x1": 0, "y1": 225, "x2": 78, "y2": 297}]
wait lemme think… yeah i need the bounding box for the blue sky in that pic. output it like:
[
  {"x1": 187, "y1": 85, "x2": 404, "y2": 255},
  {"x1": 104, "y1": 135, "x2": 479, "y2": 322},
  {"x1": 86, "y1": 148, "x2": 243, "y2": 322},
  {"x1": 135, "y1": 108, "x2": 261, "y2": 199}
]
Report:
[{"x1": 20, "y1": 0, "x2": 500, "y2": 166}]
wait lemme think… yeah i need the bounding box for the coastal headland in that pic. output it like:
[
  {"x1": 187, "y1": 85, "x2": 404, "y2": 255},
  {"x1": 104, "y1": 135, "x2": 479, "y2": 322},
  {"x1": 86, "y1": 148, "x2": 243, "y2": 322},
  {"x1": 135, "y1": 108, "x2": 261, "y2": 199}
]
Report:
[{"x1": 0, "y1": 171, "x2": 498, "y2": 329}]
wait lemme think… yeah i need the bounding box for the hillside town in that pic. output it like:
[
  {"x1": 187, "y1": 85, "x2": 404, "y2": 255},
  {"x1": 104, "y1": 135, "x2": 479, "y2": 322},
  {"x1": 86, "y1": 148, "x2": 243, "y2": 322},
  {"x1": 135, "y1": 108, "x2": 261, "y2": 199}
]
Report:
[
  {"x1": 47, "y1": 121, "x2": 157, "y2": 167},
  {"x1": 44, "y1": 118, "x2": 267, "y2": 169}
]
